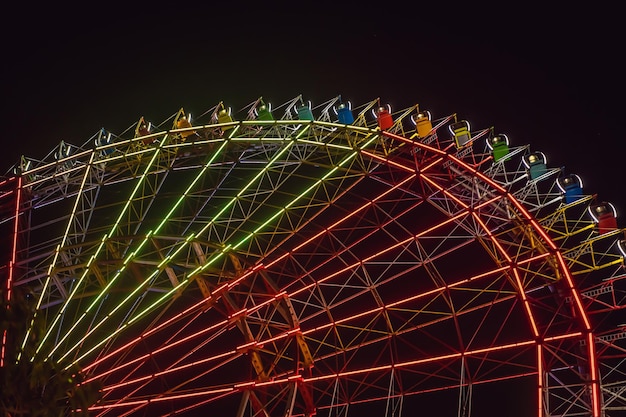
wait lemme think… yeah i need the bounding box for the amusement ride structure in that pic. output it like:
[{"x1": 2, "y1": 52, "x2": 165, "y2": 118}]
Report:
[{"x1": 1, "y1": 95, "x2": 625, "y2": 416}]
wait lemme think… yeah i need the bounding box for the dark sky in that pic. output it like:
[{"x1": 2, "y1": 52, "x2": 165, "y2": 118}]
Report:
[
  {"x1": 0, "y1": 4, "x2": 623, "y2": 416},
  {"x1": 1, "y1": 2, "x2": 624, "y2": 223}
]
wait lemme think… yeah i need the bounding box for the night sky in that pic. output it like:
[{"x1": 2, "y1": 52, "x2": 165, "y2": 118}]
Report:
[
  {"x1": 1, "y1": 3, "x2": 623, "y2": 214},
  {"x1": 0, "y1": 3, "x2": 623, "y2": 415},
  {"x1": 0, "y1": 2, "x2": 626, "y2": 205}
]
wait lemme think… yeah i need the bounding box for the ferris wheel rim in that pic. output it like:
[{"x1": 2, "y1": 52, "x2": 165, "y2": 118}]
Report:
[{"x1": 1, "y1": 97, "x2": 622, "y2": 417}]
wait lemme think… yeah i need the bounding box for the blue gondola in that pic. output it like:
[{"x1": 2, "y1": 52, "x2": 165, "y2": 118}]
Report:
[
  {"x1": 336, "y1": 101, "x2": 354, "y2": 125},
  {"x1": 557, "y1": 174, "x2": 584, "y2": 204},
  {"x1": 95, "y1": 129, "x2": 115, "y2": 155}
]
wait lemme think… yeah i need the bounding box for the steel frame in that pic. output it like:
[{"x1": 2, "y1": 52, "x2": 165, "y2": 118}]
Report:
[{"x1": 1, "y1": 96, "x2": 624, "y2": 416}]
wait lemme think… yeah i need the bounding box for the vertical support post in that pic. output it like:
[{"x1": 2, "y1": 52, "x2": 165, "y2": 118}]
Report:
[
  {"x1": 458, "y1": 355, "x2": 472, "y2": 417},
  {"x1": 236, "y1": 390, "x2": 250, "y2": 417},
  {"x1": 586, "y1": 332, "x2": 602, "y2": 417},
  {"x1": 537, "y1": 343, "x2": 544, "y2": 417},
  {"x1": 1, "y1": 175, "x2": 22, "y2": 367}
]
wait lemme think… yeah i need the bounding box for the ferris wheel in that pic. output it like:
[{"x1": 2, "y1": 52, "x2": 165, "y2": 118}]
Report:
[{"x1": 1, "y1": 95, "x2": 625, "y2": 416}]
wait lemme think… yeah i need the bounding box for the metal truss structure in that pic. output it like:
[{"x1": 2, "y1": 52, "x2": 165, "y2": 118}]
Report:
[{"x1": 1, "y1": 95, "x2": 625, "y2": 416}]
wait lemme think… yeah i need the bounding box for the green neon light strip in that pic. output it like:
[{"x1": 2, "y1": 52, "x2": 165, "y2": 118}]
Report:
[
  {"x1": 41, "y1": 137, "x2": 172, "y2": 358},
  {"x1": 65, "y1": 278, "x2": 190, "y2": 370},
  {"x1": 71, "y1": 131, "x2": 379, "y2": 369},
  {"x1": 61, "y1": 138, "x2": 295, "y2": 363},
  {"x1": 230, "y1": 135, "x2": 377, "y2": 251},
  {"x1": 53, "y1": 141, "x2": 232, "y2": 362},
  {"x1": 65, "y1": 138, "x2": 295, "y2": 365},
  {"x1": 192, "y1": 129, "x2": 377, "y2": 274},
  {"x1": 68, "y1": 130, "x2": 379, "y2": 368},
  {"x1": 83, "y1": 182, "x2": 496, "y2": 382},
  {"x1": 186, "y1": 132, "x2": 377, "y2": 277}
]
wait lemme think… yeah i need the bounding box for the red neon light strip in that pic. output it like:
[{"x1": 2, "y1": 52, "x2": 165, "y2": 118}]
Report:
[
  {"x1": 305, "y1": 335, "x2": 583, "y2": 383},
  {"x1": 421, "y1": 156, "x2": 446, "y2": 172},
  {"x1": 7, "y1": 176, "x2": 21, "y2": 303},
  {"x1": 384, "y1": 131, "x2": 589, "y2": 328},
  {"x1": 265, "y1": 172, "x2": 420, "y2": 268},
  {"x1": 101, "y1": 288, "x2": 579, "y2": 396},
  {"x1": 505, "y1": 194, "x2": 558, "y2": 251},
  {"x1": 279, "y1": 191, "x2": 504, "y2": 304},
  {"x1": 92, "y1": 176, "x2": 426, "y2": 374},
  {"x1": 82, "y1": 266, "x2": 261, "y2": 373},
  {"x1": 90, "y1": 257, "x2": 512, "y2": 386},
  {"x1": 303, "y1": 264, "x2": 510, "y2": 335},
  {"x1": 88, "y1": 131, "x2": 600, "y2": 415},
  {"x1": 288, "y1": 209, "x2": 470, "y2": 299},
  {"x1": 363, "y1": 147, "x2": 515, "y2": 223},
  {"x1": 83, "y1": 276, "x2": 283, "y2": 381},
  {"x1": 551, "y1": 251, "x2": 599, "y2": 416},
  {"x1": 383, "y1": 130, "x2": 601, "y2": 417},
  {"x1": 114, "y1": 286, "x2": 526, "y2": 392},
  {"x1": 385, "y1": 132, "x2": 556, "y2": 253},
  {"x1": 100, "y1": 327, "x2": 304, "y2": 392},
  {"x1": 89, "y1": 144, "x2": 492, "y2": 384},
  {"x1": 88, "y1": 386, "x2": 235, "y2": 410},
  {"x1": 312, "y1": 370, "x2": 538, "y2": 411},
  {"x1": 1, "y1": 176, "x2": 21, "y2": 367},
  {"x1": 513, "y1": 268, "x2": 540, "y2": 337},
  {"x1": 469, "y1": 210, "x2": 540, "y2": 336},
  {"x1": 94, "y1": 258, "x2": 513, "y2": 392},
  {"x1": 380, "y1": 134, "x2": 556, "y2": 258},
  {"x1": 168, "y1": 391, "x2": 236, "y2": 417},
  {"x1": 586, "y1": 331, "x2": 601, "y2": 417},
  {"x1": 418, "y1": 172, "x2": 470, "y2": 209},
  {"x1": 265, "y1": 147, "x2": 457, "y2": 277},
  {"x1": 382, "y1": 131, "x2": 447, "y2": 157},
  {"x1": 470, "y1": 211, "x2": 511, "y2": 262},
  {"x1": 555, "y1": 252, "x2": 591, "y2": 329},
  {"x1": 310, "y1": 324, "x2": 582, "y2": 368},
  {"x1": 91, "y1": 330, "x2": 583, "y2": 411},
  {"x1": 363, "y1": 148, "x2": 471, "y2": 210},
  {"x1": 272, "y1": 193, "x2": 530, "y2": 342},
  {"x1": 101, "y1": 348, "x2": 242, "y2": 392}
]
